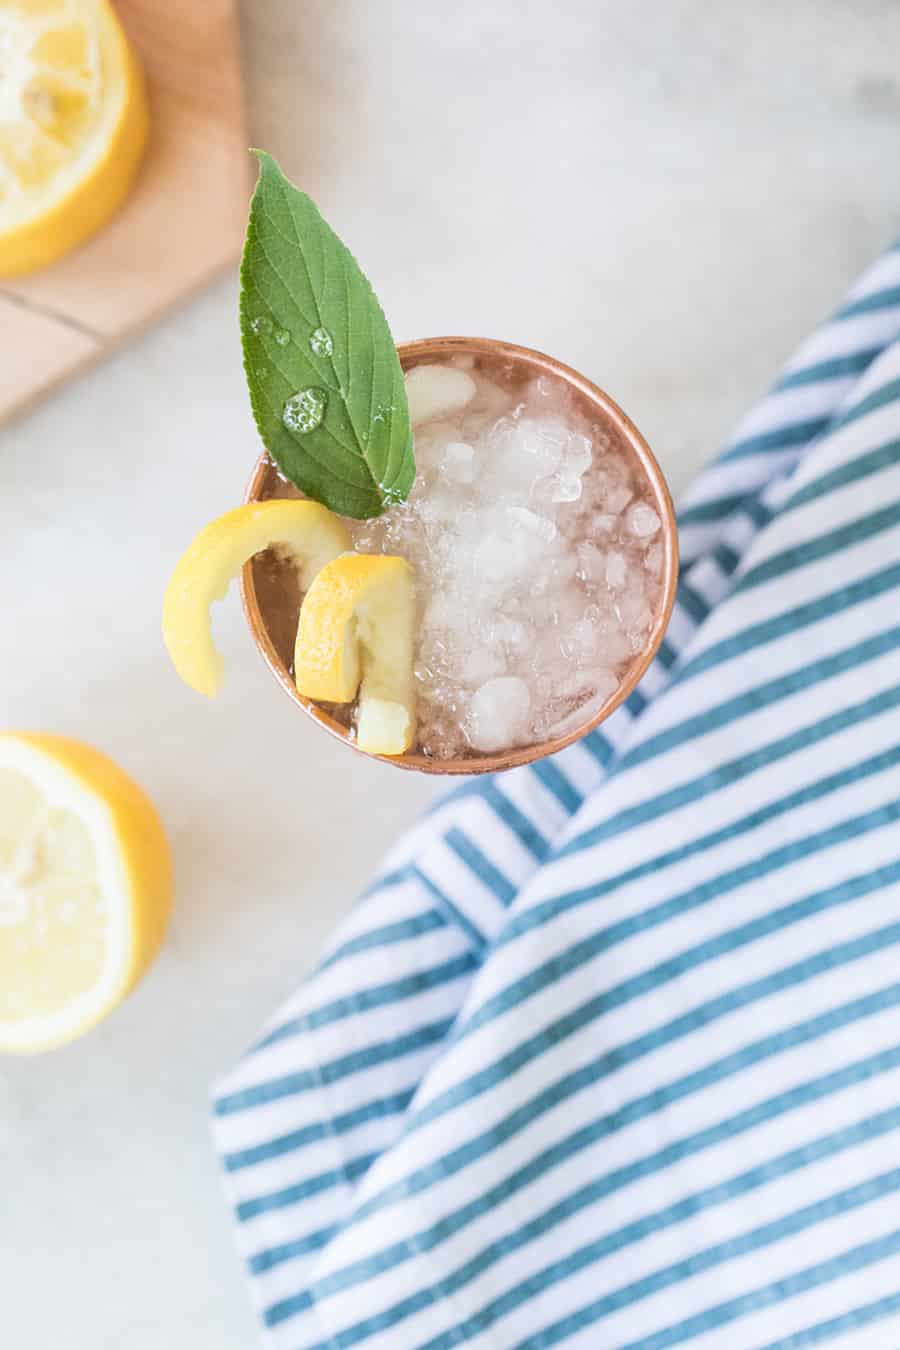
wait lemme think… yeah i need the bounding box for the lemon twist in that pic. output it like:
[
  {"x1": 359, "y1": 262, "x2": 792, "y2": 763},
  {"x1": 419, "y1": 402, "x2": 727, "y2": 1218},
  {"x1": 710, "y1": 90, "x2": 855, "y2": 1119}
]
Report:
[
  {"x1": 163, "y1": 500, "x2": 351, "y2": 698},
  {"x1": 294, "y1": 553, "x2": 417, "y2": 756}
]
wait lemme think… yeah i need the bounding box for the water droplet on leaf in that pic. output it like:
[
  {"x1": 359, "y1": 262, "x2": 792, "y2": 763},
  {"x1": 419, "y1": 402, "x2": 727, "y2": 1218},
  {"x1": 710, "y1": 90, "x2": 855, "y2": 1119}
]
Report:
[
  {"x1": 309, "y1": 326, "x2": 334, "y2": 358},
  {"x1": 250, "y1": 315, "x2": 273, "y2": 337},
  {"x1": 283, "y1": 387, "x2": 328, "y2": 434},
  {"x1": 274, "y1": 328, "x2": 291, "y2": 347}
]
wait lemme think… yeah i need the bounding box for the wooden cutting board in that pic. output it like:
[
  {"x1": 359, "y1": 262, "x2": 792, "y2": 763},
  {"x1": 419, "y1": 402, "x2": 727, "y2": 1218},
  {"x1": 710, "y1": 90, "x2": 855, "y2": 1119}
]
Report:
[{"x1": 0, "y1": 0, "x2": 250, "y2": 426}]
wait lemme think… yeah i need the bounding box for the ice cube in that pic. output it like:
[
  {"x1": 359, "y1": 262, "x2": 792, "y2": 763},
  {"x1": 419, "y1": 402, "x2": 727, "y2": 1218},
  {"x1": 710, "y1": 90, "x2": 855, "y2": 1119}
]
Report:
[
  {"x1": 577, "y1": 543, "x2": 606, "y2": 583},
  {"x1": 495, "y1": 417, "x2": 567, "y2": 495},
  {"x1": 628, "y1": 502, "x2": 661, "y2": 538},
  {"x1": 442, "y1": 441, "x2": 476, "y2": 484},
  {"x1": 440, "y1": 683, "x2": 468, "y2": 717},
  {"x1": 530, "y1": 416, "x2": 570, "y2": 451},
  {"x1": 557, "y1": 667, "x2": 618, "y2": 702},
  {"x1": 417, "y1": 491, "x2": 463, "y2": 539},
  {"x1": 595, "y1": 618, "x2": 634, "y2": 667},
  {"x1": 572, "y1": 615, "x2": 604, "y2": 658},
  {"x1": 485, "y1": 422, "x2": 547, "y2": 499},
  {"x1": 487, "y1": 416, "x2": 517, "y2": 450},
  {"x1": 470, "y1": 376, "x2": 511, "y2": 416},
  {"x1": 423, "y1": 592, "x2": 460, "y2": 633},
  {"x1": 417, "y1": 672, "x2": 454, "y2": 706},
  {"x1": 490, "y1": 617, "x2": 531, "y2": 651},
  {"x1": 546, "y1": 552, "x2": 579, "y2": 586},
  {"x1": 532, "y1": 550, "x2": 578, "y2": 597},
  {"x1": 474, "y1": 532, "x2": 527, "y2": 586},
  {"x1": 552, "y1": 497, "x2": 589, "y2": 540},
  {"x1": 460, "y1": 647, "x2": 507, "y2": 685},
  {"x1": 507, "y1": 506, "x2": 558, "y2": 543},
  {"x1": 551, "y1": 476, "x2": 582, "y2": 504},
  {"x1": 530, "y1": 418, "x2": 569, "y2": 468},
  {"x1": 591, "y1": 512, "x2": 617, "y2": 535},
  {"x1": 528, "y1": 375, "x2": 556, "y2": 404},
  {"x1": 406, "y1": 365, "x2": 477, "y2": 426},
  {"x1": 414, "y1": 419, "x2": 464, "y2": 476},
  {"x1": 605, "y1": 550, "x2": 627, "y2": 589},
  {"x1": 468, "y1": 676, "x2": 532, "y2": 752},
  {"x1": 615, "y1": 571, "x2": 651, "y2": 632},
  {"x1": 548, "y1": 589, "x2": 589, "y2": 635},
  {"x1": 564, "y1": 433, "x2": 593, "y2": 479},
  {"x1": 540, "y1": 675, "x2": 620, "y2": 740}
]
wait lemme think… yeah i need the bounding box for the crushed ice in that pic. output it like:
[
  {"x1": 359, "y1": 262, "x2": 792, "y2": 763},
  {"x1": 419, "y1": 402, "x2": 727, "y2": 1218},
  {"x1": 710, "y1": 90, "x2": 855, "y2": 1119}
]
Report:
[{"x1": 344, "y1": 362, "x2": 665, "y2": 758}]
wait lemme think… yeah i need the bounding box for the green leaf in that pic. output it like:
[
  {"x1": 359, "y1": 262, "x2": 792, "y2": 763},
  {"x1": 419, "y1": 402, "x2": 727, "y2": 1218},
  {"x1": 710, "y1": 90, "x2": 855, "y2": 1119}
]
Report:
[{"x1": 240, "y1": 152, "x2": 414, "y2": 519}]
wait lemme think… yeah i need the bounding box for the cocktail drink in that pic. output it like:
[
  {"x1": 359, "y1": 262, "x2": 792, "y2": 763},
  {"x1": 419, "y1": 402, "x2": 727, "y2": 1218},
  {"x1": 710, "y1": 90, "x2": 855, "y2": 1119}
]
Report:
[
  {"x1": 164, "y1": 157, "x2": 676, "y2": 771},
  {"x1": 246, "y1": 341, "x2": 674, "y2": 769}
]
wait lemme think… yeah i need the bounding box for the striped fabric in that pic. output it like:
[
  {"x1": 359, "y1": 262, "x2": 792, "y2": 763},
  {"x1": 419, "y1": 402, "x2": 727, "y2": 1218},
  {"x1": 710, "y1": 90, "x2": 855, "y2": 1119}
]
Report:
[{"x1": 213, "y1": 242, "x2": 900, "y2": 1350}]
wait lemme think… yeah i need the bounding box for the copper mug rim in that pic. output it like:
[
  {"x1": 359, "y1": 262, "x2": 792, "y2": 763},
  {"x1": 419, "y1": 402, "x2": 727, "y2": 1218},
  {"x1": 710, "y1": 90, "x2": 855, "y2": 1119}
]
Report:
[{"x1": 242, "y1": 336, "x2": 679, "y2": 775}]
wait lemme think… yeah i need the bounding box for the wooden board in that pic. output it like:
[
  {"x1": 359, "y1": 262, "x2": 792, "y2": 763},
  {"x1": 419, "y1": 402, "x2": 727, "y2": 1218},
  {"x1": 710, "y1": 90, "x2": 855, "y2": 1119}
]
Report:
[{"x1": 0, "y1": 0, "x2": 250, "y2": 425}]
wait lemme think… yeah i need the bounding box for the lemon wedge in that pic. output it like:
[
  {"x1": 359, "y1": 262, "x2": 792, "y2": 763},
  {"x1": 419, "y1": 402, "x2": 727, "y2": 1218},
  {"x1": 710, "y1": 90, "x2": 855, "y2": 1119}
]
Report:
[
  {"x1": 0, "y1": 0, "x2": 149, "y2": 277},
  {"x1": 0, "y1": 732, "x2": 172, "y2": 1054},
  {"x1": 163, "y1": 500, "x2": 351, "y2": 698},
  {"x1": 294, "y1": 554, "x2": 417, "y2": 756}
]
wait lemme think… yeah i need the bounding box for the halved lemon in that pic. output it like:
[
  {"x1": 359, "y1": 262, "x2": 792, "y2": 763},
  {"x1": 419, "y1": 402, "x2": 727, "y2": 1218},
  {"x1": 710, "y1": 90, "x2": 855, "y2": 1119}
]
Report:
[
  {"x1": 163, "y1": 500, "x2": 351, "y2": 698},
  {"x1": 0, "y1": 733, "x2": 172, "y2": 1054},
  {"x1": 295, "y1": 554, "x2": 417, "y2": 756},
  {"x1": 0, "y1": 0, "x2": 149, "y2": 277}
]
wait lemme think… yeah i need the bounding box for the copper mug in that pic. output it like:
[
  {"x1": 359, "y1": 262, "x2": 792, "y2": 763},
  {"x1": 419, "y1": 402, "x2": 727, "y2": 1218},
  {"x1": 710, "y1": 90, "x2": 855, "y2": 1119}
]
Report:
[{"x1": 242, "y1": 337, "x2": 678, "y2": 774}]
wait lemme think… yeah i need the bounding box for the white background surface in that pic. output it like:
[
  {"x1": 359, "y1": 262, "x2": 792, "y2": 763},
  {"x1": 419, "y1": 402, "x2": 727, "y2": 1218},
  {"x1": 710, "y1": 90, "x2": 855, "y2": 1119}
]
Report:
[{"x1": 3, "y1": 3, "x2": 900, "y2": 1346}]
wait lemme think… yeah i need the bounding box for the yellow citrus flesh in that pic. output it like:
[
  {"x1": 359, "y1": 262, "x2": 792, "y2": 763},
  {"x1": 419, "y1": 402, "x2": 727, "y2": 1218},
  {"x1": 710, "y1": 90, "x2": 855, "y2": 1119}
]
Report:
[
  {"x1": 163, "y1": 500, "x2": 351, "y2": 698},
  {"x1": 0, "y1": 0, "x2": 149, "y2": 276},
  {"x1": 0, "y1": 733, "x2": 172, "y2": 1054},
  {"x1": 295, "y1": 553, "x2": 417, "y2": 756}
]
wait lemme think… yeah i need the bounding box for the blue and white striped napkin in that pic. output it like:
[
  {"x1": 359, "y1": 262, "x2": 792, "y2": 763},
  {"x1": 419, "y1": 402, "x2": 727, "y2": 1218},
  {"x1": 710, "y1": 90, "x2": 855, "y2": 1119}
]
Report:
[{"x1": 213, "y1": 243, "x2": 900, "y2": 1350}]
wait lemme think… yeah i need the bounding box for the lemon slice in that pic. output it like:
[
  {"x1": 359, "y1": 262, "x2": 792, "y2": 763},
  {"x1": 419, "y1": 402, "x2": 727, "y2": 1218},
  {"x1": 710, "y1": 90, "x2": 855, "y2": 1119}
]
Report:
[
  {"x1": 0, "y1": 733, "x2": 172, "y2": 1054},
  {"x1": 0, "y1": 0, "x2": 149, "y2": 276},
  {"x1": 163, "y1": 500, "x2": 351, "y2": 698},
  {"x1": 295, "y1": 554, "x2": 417, "y2": 755}
]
